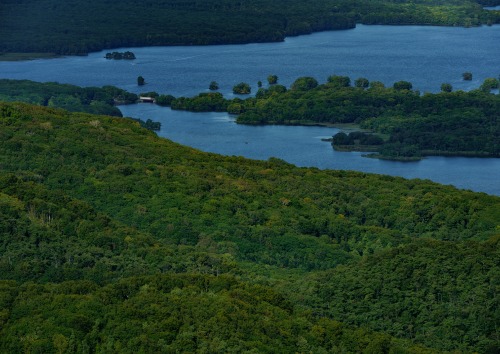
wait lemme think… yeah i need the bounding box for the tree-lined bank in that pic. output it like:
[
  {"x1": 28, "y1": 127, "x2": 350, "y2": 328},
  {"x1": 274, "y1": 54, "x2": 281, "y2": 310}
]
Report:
[{"x1": 1, "y1": 0, "x2": 499, "y2": 56}]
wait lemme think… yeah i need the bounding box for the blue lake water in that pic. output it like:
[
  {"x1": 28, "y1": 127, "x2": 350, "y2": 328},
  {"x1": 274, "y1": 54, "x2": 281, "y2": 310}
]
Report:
[
  {"x1": 1, "y1": 25, "x2": 499, "y2": 195},
  {"x1": 1, "y1": 25, "x2": 499, "y2": 96},
  {"x1": 118, "y1": 104, "x2": 500, "y2": 196}
]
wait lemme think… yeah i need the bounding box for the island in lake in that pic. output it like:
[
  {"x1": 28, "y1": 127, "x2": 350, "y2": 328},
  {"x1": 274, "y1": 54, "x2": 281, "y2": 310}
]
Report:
[
  {"x1": 105, "y1": 51, "x2": 136, "y2": 60},
  {"x1": 148, "y1": 74, "x2": 500, "y2": 161}
]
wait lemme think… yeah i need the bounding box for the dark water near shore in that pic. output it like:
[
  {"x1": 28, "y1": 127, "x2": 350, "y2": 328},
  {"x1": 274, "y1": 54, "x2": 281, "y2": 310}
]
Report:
[{"x1": 1, "y1": 24, "x2": 499, "y2": 195}]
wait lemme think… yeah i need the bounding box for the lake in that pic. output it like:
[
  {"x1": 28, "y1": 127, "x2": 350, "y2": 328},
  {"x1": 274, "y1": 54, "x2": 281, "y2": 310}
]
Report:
[
  {"x1": 1, "y1": 24, "x2": 499, "y2": 195},
  {"x1": 1, "y1": 24, "x2": 499, "y2": 96},
  {"x1": 118, "y1": 104, "x2": 500, "y2": 196}
]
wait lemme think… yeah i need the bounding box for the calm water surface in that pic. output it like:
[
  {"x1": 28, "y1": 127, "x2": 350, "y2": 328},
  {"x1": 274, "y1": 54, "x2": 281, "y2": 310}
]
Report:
[
  {"x1": 1, "y1": 25, "x2": 499, "y2": 95},
  {"x1": 1, "y1": 25, "x2": 499, "y2": 195},
  {"x1": 119, "y1": 104, "x2": 500, "y2": 196}
]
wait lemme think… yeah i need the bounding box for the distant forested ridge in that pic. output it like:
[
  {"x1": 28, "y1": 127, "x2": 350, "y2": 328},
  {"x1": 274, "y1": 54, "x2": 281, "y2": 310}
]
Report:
[
  {"x1": 0, "y1": 101, "x2": 499, "y2": 352},
  {"x1": 0, "y1": 0, "x2": 498, "y2": 55}
]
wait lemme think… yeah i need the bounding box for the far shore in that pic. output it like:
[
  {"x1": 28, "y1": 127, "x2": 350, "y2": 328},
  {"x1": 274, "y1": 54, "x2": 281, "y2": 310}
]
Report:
[{"x1": 0, "y1": 53, "x2": 62, "y2": 62}]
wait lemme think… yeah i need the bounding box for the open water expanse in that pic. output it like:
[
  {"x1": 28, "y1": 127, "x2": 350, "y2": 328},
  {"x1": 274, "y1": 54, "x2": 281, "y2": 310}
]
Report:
[{"x1": 1, "y1": 25, "x2": 499, "y2": 195}]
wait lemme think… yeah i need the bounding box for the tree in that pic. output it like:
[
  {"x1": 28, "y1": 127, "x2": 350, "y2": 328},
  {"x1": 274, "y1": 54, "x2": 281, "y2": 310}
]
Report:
[
  {"x1": 156, "y1": 94, "x2": 175, "y2": 106},
  {"x1": 332, "y1": 132, "x2": 349, "y2": 145},
  {"x1": 137, "y1": 76, "x2": 145, "y2": 86},
  {"x1": 209, "y1": 81, "x2": 219, "y2": 91},
  {"x1": 267, "y1": 75, "x2": 278, "y2": 85},
  {"x1": 232, "y1": 82, "x2": 251, "y2": 94},
  {"x1": 105, "y1": 51, "x2": 135, "y2": 60},
  {"x1": 268, "y1": 85, "x2": 287, "y2": 95},
  {"x1": 139, "y1": 91, "x2": 158, "y2": 98},
  {"x1": 354, "y1": 78, "x2": 370, "y2": 88},
  {"x1": 291, "y1": 77, "x2": 318, "y2": 91},
  {"x1": 393, "y1": 81, "x2": 412, "y2": 91},
  {"x1": 257, "y1": 81, "x2": 263, "y2": 88},
  {"x1": 227, "y1": 103, "x2": 243, "y2": 114},
  {"x1": 123, "y1": 51, "x2": 136, "y2": 60},
  {"x1": 440, "y1": 83, "x2": 453, "y2": 92},
  {"x1": 480, "y1": 78, "x2": 499, "y2": 92},
  {"x1": 462, "y1": 72, "x2": 472, "y2": 81},
  {"x1": 327, "y1": 75, "x2": 351, "y2": 88},
  {"x1": 369, "y1": 81, "x2": 385, "y2": 89},
  {"x1": 255, "y1": 88, "x2": 267, "y2": 99}
]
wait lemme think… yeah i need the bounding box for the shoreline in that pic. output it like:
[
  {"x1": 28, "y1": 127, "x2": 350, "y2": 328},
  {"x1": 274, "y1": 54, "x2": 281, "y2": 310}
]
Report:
[
  {"x1": 3, "y1": 22, "x2": 499, "y2": 62},
  {"x1": 0, "y1": 53, "x2": 62, "y2": 62}
]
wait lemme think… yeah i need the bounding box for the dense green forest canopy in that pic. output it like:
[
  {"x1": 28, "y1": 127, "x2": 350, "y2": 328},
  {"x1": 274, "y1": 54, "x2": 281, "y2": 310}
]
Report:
[
  {"x1": 167, "y1": 76, "x2": 500, "y2": 159},
  {"x1": 1, "y1": 0, "x2": 499, "y2": 55},
  {"x1": 0, "y1": 101, "x2": 499, "y2": 352},
  {"x1": 0, "y1": 79, "x2": 137, "y2": 117},
  {"x1": 303, "y1": 237, "x2": 500, "y2": 351},
  {"x1": 0, "y1": 79, "x2": 164, "y2": 131}
]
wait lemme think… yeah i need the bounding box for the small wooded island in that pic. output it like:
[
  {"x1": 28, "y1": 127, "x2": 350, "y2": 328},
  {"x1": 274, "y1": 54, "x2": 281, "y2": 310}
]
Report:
[
  {"x1": 150, "y1": 75, "x2": 500, "y2": 160},
  {"x1": 105, "y1": 51, "x2": 136, "y2": 60}
]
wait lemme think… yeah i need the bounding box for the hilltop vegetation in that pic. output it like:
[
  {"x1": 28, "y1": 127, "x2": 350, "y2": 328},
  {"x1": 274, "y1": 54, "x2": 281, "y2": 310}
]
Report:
[
  {"x1": 0, "y1": 101, "x2": 499, "y2": 352},
  {"x1": 0, "y1": 79, "x2": 164, "y2": 131},
  {"x1": 1, "y1": 0, "x2": 499, "y2": 56},
  {"x1": 0, "y1": 79, "x2": 137, "y2": 117}
]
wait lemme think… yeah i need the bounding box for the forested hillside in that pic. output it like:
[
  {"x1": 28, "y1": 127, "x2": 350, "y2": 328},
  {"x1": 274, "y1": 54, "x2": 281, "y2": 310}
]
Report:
[
  {"x1": 0, "y1": 102, "x2": 499, "y2": 352},
  {"x1": 1, "y1": 0, "x2": 499, "y2": 56},
  {"x1": 0, "y1": 80, "x2": 165, "y2": 131},
  {"x1": 0, "y1": 79, "x2": 138, "y2": 117},
  {"x1": 298, "y1": 238, "x2": 500, "y2": 351}
]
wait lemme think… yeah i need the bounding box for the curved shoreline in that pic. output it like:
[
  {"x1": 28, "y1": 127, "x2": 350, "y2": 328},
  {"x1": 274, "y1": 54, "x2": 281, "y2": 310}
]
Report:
[{"x1": 3, "y1": 21, "x2": 499, "y2": 62}]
